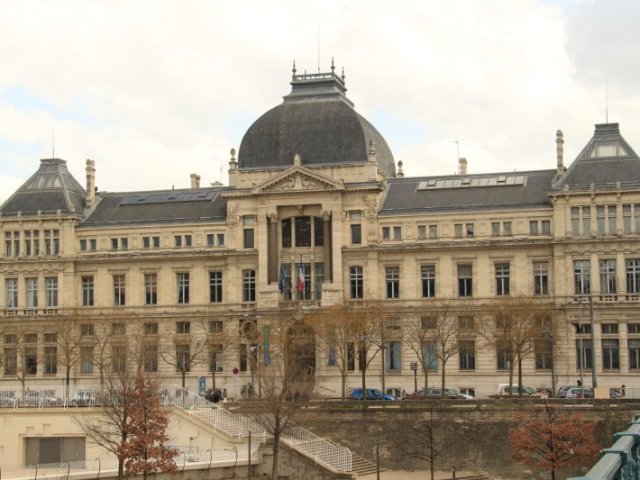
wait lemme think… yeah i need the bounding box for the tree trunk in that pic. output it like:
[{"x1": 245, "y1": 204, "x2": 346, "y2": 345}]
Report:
[
  {"x1": 423, "y1": 366, "x2": 429, "y2": 390},
  {"x1": 361, "y1": 365, "x2": 367, "y2": 401},
  {"x1": 517, "y1": 354, "x2": 524, "y2": 396},
  {"x1": 341, "y1": 371, "x2": 346, "y2": 400},
  {"x1": 272, "y1": 432, "x2": 281, "y2": 480},
  {"x1": 440, "y1": 363, "x2": 446, "y2": 398}
]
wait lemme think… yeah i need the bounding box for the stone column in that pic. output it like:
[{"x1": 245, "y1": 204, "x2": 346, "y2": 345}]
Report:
[
  {"x1": 267, "y1": 213, "x2": 278, "y2": 284},
  {"x1": 322, "y1": 211, "x2": 332, "y2": 282}
]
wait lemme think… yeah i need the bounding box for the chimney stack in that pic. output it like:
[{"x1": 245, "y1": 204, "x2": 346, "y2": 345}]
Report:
[
  {"x1": 190, "y1": 173, "x2": 201, "y2": 189},
  {"x1": 85, "y1": 159, "x2": 96, "y2": 208},
  {"x1": 556, "y1": 129, "x2": 564, "y2": 176},
  {"x1": 459, "y1": 157, "x2": 468, "y2": 175}
]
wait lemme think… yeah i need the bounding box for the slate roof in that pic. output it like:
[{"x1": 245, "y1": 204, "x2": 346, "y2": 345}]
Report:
[
  {"x1": 0, "y1": 159, "x2": 86, "y2": 216},
  {"x1": 554, "y1": 123, "x2": 640, "y2": 190},
  {"x1": 238, "y1": 70, "x2": 396, "y2": 177},
  {"x1": 80, "y1": 188, "x2": 228, "y2": 227},
  {"x1": 380, "y1": 169, "x2": 556, "y2": 216}
]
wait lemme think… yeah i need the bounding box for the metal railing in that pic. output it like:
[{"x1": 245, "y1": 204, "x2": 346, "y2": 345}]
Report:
[
  {"x1": 568, "y1": 414, "x2": 640, "y2": 480},
  {"x1": 170, "y1": 385, "x2": 352, "y2": 473}
]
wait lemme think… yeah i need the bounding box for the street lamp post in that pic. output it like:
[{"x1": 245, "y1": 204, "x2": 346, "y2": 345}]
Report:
[{"x1": 578, "y1": 300, "x2": 584, "y2": 399}]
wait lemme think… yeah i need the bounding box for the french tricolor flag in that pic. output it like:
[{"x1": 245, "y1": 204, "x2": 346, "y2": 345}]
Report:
[{"x1": 297, "y1": 264, "x2": 305, "y2": 293}]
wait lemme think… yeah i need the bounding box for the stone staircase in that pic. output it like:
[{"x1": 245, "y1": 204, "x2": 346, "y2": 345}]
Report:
[{"x1": 351, "y1": 453, "x2": 380, "y2": 477}]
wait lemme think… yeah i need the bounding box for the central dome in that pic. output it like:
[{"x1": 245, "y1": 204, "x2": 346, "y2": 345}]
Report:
[{"x1": 237, "y1": 67, "x2": 396, "y2": 176}]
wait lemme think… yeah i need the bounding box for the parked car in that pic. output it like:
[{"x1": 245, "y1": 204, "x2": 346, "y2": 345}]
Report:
[
  {"x1": 23, "y1": 391, "x2": 62, "y2": 406},
  {"x1": 495, "y1": 384, "x2": 547, "y2": 398},
  {"x1": 557, "y1": 385, "x2": 577, "y2": 398},
  {"x1": 565, "y1": 387, "x2": 594, "y2": 399},
  {"x1": 71, "y1": 389, "x2": 96, "y2": 406},
  {"x1": 350, "y1": 388, "x2": 396, "y2": 401},
  {"x1": 410, "y1": 387, "x2": 472, "y2": 400},
  {"x1": 385, "y1": 387, "x2": 406, "y2": 400}
]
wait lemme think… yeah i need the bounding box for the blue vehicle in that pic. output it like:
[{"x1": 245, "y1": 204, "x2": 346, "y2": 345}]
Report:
[{"x1": 350, "y1": 388, "x2": 396, "y2": 401}]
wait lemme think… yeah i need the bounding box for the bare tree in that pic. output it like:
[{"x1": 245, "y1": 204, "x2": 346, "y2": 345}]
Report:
[
  {"x1": 312, "y1": 306, "x2": 359, "y2": 399},
  {"x1": 248, "y1": 312, "x2": 315, "y2": 480},
  {"x1": 55, "y1": 318, "x2": 81, "y2": 398},
  {"x1": 159, "y1": 320, "x2": 206, "y2": 389},
  {"x1": 199, "y1": 318, "x2": 229, "y2": 391},
  {"x1": 404, "y1": 315, "x2": 438, "y2": 391},
  {"x1": 476, "y1": 297, "x2": 551, "y2": 394},
  {"x1": 350, "y1": 305, "x2": 384, "y2": 400},
  {"x1": 397, "y1": 408, "x2": 450, "y2": 480},
  {"x1": 431, "y1": 305, "x2": 460, "y2": 397}
]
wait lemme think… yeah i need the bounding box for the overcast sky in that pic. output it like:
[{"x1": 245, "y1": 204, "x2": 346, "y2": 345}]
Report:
[{"x1": 1, "y1": 0, "x2": 638, "y2": 203}]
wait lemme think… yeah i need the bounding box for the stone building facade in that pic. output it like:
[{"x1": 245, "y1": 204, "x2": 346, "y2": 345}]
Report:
[{"x1": 1, "y1": 66, "x2": 639, "y2": 397}]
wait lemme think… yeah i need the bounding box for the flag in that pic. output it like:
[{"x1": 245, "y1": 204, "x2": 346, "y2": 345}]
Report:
[
  {"x1": 278, "y1": 264, "x2": 285, "y2": 294},
  {"x1": 263, "y1": 325, "x2": 271, "y2": 366},
  {"x1": 297, "y1": 264, "x2": 305, "y2": 293}
]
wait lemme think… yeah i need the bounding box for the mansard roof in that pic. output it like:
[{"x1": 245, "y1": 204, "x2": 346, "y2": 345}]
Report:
[
  {"x1": 554, "y1": 123, "x2": 640, "y2": 190},
  {"x1": 380, "y1": 169, "x2": 556, "y2": 216},
  {"x1": 0, "y1": 159, "x2": 86, "y2": 217},
  {"x1": 80, "y1": 187, "x2": 228, "y2": 227}
]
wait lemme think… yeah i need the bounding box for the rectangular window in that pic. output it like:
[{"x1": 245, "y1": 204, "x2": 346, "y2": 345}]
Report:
[
  {"x1": 422, "y1": 341, "x2": 438, "y2": 371},
  {"x1": 602, "y1": 339, "x2": 620, "y2": 370},
  {"x1": 144, "y1": 322, "x2": 158, "y2": 335},
  {"x1": 417, "y1": 225, "x2": 426, "y2": 240},
  {"x1": 458, "y1": 264, "x2": 473, "y2": 297},
  {"x1": 529, "y1": 220, "x2": 539, "y2": 235},
  {"x1": 491, "y1": 222, "x2": 500, "y2": 236},
  {"x1": 385, "y1": 266, "x2": 400, "y2": 299},
  {"x1": 624, "y1": 204, "x2": 632, "y2": 233},
  {"x1": 350, "y1": 266, "x2": 364, "y2": 299},
  {"x1": 6, "y1": 278, "x2": 18, "y2": 309},
  {"x1": 45, "y1": 277, "x2": 58, "y2": 307},
  {"x1": 458, "y1": 316, "x2": 474, "y2": 330},
  {"x1": 385, "y1": 341, "x2": 401, "y2": 371},
  {"x1": 393, "y1": 226, "x2": 402, "y2": 240},
  {"x1": 242, "y1": 269, "x2": 256, "y2": 302},
  {"x1": 217, "y1": 233, "x2": 225, "y2": 246},
  {"x1": 459, "y1": 340, "x2": 475, "y2": 370},
  {"x1": 535, "y1": 339, "x2": 553, "y2": 370},
  {"x1": 454, "y1": 223, "x2": 463, "y2": 238},
  {"x1": 239, "y1": 343, "x2": 248, "y2": 372},
  {"x1": 541, "y1": 220, "x2": 550, "y2": 235},
  {"x1": 143, "y1": 236, "x2": 159, "y2": 249},
  {"x1": 26, "y1": 277, "x2": 38, "y2": 308},
  {"x1": 80, "y1": 346, "x2": 93, "y2": 374},
  {"x1": 429, "y1": 224, "x2": 438, "y2": 239},
  {"x1": 4, "y1": 347, "x2": 17, "y2": 375},
  {"x1": 495, "y1": 263, "x2": 510, "y2": 296},
  {"x1": 112, "y1": 323, "x2": 125, "y2": 335},
  {"x1": 382, "y1": 227, "x2": 390, "y2": 240},
  {"x1": 295, "y1": 217, "x2": 311, "y2": 247},
  {"x1": 80, "y1": 239, "x2": 87, "y2": 252},
  {"x1": 315, "y1": 263, "x2": 324, "y2": 300},
  {"x1": 496, "y1": 346, "x2": 511, "y2": 370},
  {"x1": 209, "y1": 345, "x2": 223, "y2": 372},
  {"x1": 145, "y1": 273, "x2": 158, "y2": 305},
  {"x1": 81, "y1": 276, "x2": 94, "y2": 306},
  {"x1": 628, "y1": 323, "x2": 640, "y2": 334},
  {"x1": 465, "y1": 223, "x2": 474, "y2": 237},
  {"x1": 503, "y1": 222, "x2": 512, "y2": 236},
  {"x1": 421, "y1": 265, "x2": 436, "y2": 298},
  {"x1": 24, "y1": 345, "x2": 37, "y2": 375},
  {"x1": 111, "y1": 345, "x2": 126, "y2": 373},
  {"x1": 629, "y1": 339, "x2": 640, "y2": 370},
  {"x1": 176, "y1": 321, "x2": 190, "y2": 334},
  {"x1": 597, "y1": 206, "x2": 605, "y2": 235},
  {"x1": 576, "y1": 339, "x2": 593, "y2": 370},
  {"x1": 25, "y1": 437, "x2": 87, "y2": 466},
  {"x1": 626, "y1": 259, "x2": 640, "y2": 294},
  {"x1": 351, "y1": 224, "x2": 362, "y2": 244},
  {"x1": 177, "y1": 272, "x2": 190, "y2": 304},
  {"x1": 209, "y1": 271, "x2": 223, "y2": 303},
  {"x1": 174, "y1": 235, "x2": 182, "y2": 247},
  {"x1": 243, "y1": 229, "x2": 255, "y2": 248},
  {"x1": 314, "y1": 217, "x2": 324, "y2": 246},
  {"x1": 574, "y1": 260, "x2": 591, "y2": 296},
  {"x1": 143, "y1": 344, "x2": 158, "y2": 373},
  {"x1": 282, "y1": 218, "x2": 292, "y2": 248},
  {"x1": 599, "y1": 259, "x2": 617, "y2": 295},
  {"x1": 533, "y1": 261, "x2": 549, "y2": 295},
  {"x1": 184, "y1": 235, "x2": 192, "y2": 247},
  {"x1": 608, "y1": 205, "x2": 617, "y2": 235},
  {"x1": 80, "y1": 324, "x2": 95, "y2": 336},
  {"x1": 601, "y1": 323, "x2": 618, "y2": 334},
  {"x1": 572, "y1": 206, "x2": 591, "y2": 236},
  {"x1": 209, "y1": 320, "x2": 223, "y2": 333},
  {"x1": 113, "y1": 274, "x2": 126, "y2": 306},
  {"x1": 44, "y1": 346, "x2": 57, "y2": 375}
]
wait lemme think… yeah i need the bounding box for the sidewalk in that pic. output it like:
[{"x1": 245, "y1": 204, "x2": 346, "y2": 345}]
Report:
[{"x1": 359, "y1": 470, "x2": 480, "y2": 479}]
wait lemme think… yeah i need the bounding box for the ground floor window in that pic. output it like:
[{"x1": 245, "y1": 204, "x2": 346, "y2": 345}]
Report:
[{"x1": 25, "y1": 437, "x2": 85, "y2": 466}]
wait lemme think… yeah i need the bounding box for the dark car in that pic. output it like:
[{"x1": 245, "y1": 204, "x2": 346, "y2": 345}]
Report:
[{"x1": 350, "y1": 388, "x2": 395, "y2": 401}]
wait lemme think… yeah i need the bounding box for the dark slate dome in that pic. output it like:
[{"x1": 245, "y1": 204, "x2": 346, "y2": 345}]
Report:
[{"x1": 238, "y1": 66, "x2": 396, "y2": 177}]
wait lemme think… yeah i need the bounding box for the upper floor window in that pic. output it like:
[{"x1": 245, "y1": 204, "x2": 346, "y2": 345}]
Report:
[
  {"x1": 242, "y1": 269, "x2": 256, "y2": 302},
  {"x1": 458, "y1": 264, "x2": 473, "y2": 297},
  {"x1": 177, "y1": 272, "x2": 190, "y2": 304},
  {"x1": 351, "y1": 224, "x2": 362, "y2": 245},
  {"x1": 144, "y1": 322, "x2": 159, "y2": 335},
  {"x1": 626, "y1": 259, "x2": 640, "y2": 295},
  {"x1": 574, "y1": 260, "x2": 591, "y2": 296},
  {"x1": 45, "y1": 277, "x2": 58, "y2": 308},
  {"x1": 601, "y1": 323, "x2": 619, "y2": 334},
  {"x1": 112, "y1": 323, "x2": 126, "y2": 335},
  {"x1": 622, "y1": 204, "x2": 640, "y2": 234},
  {"x1": 24, "y1": 230, "x2": 40, "y2": 256},
  {"x1": 597, "y1": 205, "x2": 617, "y2": 236},
  {"x1": 80, "y1": 238, "x2": 97, "y2": 252},
  {"x1": 176, "y1": 321, "x2": 190, "y2": 335},
  {"x1": 429, "y1": 225, "x2": 438, "y2": 239},
  {"x1": 5, "y1": 278, "x2": 18, "y2": 309},
  {"x1": 454, "y1": 223, "x2": 474, "y2": 238},
  {"x1": 111, "y1": 237, "x2": 128, "y2": 251},
  {"x1": 495, "y1": 263, "x2": 510, "y2": 296},
  {"x1": 143, "y1": 236, "x2": 160, "y2": 249},
  {"x1": 421, "y1": 265, "x2": 436, "y2": 298},
  {"x1": 209, "y1": 271, "x2": 223, "y2": 303},
  {"x1": 81, "y1": 276, "x2": 94, "y2": 306},
  {"x1": 25, "y1": 278, "x2": 38, "y2": 308},
  {"x1": 145, "y1": 273, "x2": 158, "y2": 305},
  {"x1": 382, "y1": 226, "x2": 402, "y2": 241},
  {"x1": 244, "y1": 216, "x2": 256, "y2": 248},
  {"x1": 417, "y1": 225, "x2": 426, "y2": 240},
  {"x1": 174, "y1": 234, "x2": 192, "y2": 248},
  {"x1": 529, "y1": 220, "x2": 551, "y2": 235},
  {"x1": 533, "y1": 261, "x2": 549, "y2": 295},
  {"x1": 44, "y1": 229, "x2": 59, "y2": 255},
  {"x1": 209, "y1": 320, "x2": 224, "y2": 334},
  {"x1": 571, "y1": 206, "x2": 591, "y2": 236},
  {"x1": 599, "y1": 259, "x2": 617, "y2": 295},
  {"x1": 350, "y1": 266, "x2": 364, "y2": 299},
  {"x1": 113, "y1": 274, "x2": 126, "y2": 306},
  {"x1": 385, "y1": 266, "x2": 400, "y2": 299},
  {"x1": 207, "y1": 233, "x2": 225, "y2": 247},
  {"x1": 5, "y1": 231, "x2": 19, "y2": 257},
  {"x1": 492, "y1": 221, "x2": 512, "y2": 236}
]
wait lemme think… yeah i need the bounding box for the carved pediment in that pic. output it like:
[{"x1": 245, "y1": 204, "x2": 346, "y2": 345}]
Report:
[{"x1": 252, "y1": 166, "x2": 343, "y2": 194}]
